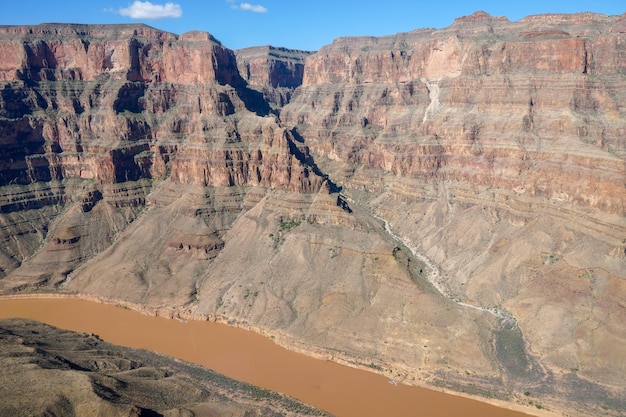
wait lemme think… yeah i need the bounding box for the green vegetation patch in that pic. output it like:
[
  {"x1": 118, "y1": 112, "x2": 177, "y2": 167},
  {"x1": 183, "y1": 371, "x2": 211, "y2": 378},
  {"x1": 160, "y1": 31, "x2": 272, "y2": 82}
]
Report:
[
  {"x1": 271, "y1": 218, "x2": 302, "y2": 249},
  {"x1": 279, "y1": 219, "x2": 301, "y2": 233}
]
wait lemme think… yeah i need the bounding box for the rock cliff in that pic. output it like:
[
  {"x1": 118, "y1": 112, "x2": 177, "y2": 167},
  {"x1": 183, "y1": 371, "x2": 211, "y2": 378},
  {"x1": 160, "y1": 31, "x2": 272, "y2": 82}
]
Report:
[
  {"x1": 0, "y1": 13, "x2": 625, "y2": 417},
  {"x1": 235, "y1": 45, "x2": 312, "y2": 109},
  {"x1": 280, "y1": 11, "x2": 626, "y2": 415},
  {"x1": 236, "y1": 45, "x2": 311, "y2": 89},
  {"x1": 282, "y1": 11, "x2": 626, "y2": 215}
]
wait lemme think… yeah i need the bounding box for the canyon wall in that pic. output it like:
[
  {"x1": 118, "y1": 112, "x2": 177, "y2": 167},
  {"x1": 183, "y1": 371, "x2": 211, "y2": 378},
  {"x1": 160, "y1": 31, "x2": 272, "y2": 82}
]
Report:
[
  {"x1": 235, "y1": 45, "x2": 312, "y2": 110},
  {"x1": 283, "y1": 11, "x2": 626, "y2": 216},
  {"x1": 0, "y1": 13, "x2": 625, "y2": 417},
  {"x1": 0, "y1": 22, "x2": 328, "y2": 307},
  {"x1": 280, "y1": 11, "x2": 626, "y2": 415}
]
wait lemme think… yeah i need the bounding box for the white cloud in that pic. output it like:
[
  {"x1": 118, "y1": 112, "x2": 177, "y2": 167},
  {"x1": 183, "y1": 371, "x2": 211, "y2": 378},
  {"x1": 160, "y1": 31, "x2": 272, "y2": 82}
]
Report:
[
  {"x1": 238, "y1": 3, "x2": 268, "y2": 13},
  {"x1": 118, "y1": 1, "x2": 182, "y2": 19}
]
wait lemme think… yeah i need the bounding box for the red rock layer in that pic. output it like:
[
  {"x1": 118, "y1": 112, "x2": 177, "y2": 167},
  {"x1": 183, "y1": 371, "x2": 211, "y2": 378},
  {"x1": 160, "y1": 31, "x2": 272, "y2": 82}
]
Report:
[
  {"x1": 0, "y1": 23, "x2": 324, "y2": 193},
  {"x1": 282, "y1": 11, "x2": 626, "y2": 216},
  {"x1": 0, "y1": 24, "x2": 238, "y2": 84},
  {"x1": 235, "y1": 45, "x2": 311, "y2": 89}
]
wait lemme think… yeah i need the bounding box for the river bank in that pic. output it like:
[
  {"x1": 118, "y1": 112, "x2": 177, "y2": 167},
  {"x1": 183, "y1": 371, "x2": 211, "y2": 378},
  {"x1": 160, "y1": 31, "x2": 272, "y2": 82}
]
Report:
[{"x1": 0, "y1": 293, "x2": 551, "y2": 417}]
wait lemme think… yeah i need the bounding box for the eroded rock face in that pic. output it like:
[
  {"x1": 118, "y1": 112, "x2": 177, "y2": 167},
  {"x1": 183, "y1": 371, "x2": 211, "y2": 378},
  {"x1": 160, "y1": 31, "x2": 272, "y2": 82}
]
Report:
[
  {"x1": 0, "y1": 23, "x2": 321, "y2": 192},
  {"x1": 235, "y1": 45, "x2": 311, "y2": 89},
  {"x1": 280, "y1": 10, "x2": 626, "y2": 416},
  {"x1": 235, "y1": 46, "x2": 313, "y2": 110},
  {"x1": 0, "y1": 24, "x2": 237, "y2": 84},
  {"x1": 0, "y1": 14, "x2": 625, "y2": 417},
  {"x1": 0, "y1": 23, "x2": 327, "y2": 300},
  {"x1": 282, "y1": 11, "x2": 626, "y2": 216}
]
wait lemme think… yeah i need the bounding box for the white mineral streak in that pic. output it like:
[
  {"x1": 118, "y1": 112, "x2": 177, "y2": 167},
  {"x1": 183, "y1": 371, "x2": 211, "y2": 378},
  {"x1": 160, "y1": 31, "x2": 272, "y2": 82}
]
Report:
[{"x1": 420, "y1": 77, "x2": 442, "y2": 124}]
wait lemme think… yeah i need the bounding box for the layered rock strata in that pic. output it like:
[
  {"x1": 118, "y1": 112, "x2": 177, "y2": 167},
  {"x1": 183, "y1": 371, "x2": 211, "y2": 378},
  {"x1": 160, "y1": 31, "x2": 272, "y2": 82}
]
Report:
[
  {"x1": 235, "y1": 45, "x2": 311, "y2": 89},
  {"x1": 0, "y1": 13, "x2": 624, "y2": 417},
  {"x1": 0, "y1": 23, "x2": 327, "y2": 293},
  {"x1": 235, "y1": 45, "x2": 313, "y2": 109},
  {"x1": 280, "y1": 11, "x2": 626, "y2": 416}
]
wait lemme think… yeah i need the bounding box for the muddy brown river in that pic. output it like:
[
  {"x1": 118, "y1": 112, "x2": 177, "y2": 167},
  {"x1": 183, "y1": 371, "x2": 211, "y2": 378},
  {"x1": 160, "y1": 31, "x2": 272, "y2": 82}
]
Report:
[{"x1": 0, "y1": 298, "x2": 535, "y2": 417}]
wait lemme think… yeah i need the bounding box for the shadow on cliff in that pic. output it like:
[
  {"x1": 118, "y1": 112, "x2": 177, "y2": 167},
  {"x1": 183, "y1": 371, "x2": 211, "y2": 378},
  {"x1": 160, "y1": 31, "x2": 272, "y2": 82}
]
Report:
[
  {"x1": 234, "y1": 83, "x2": 272, "y2": 117},
  {"x1": 289, "y1": 128, "x2": 342, "y2": 194},
  {"x1": 0, "y1": 83, "x2": 46, "y2": 118}
]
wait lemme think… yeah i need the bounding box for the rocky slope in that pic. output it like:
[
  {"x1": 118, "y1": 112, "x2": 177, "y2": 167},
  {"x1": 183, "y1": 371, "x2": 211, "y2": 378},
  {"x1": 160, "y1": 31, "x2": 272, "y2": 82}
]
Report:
[
  {"x1": 0, "y1": 318, "x2": 331, "y2": 416},
  {"x1": 0, "y1": 23, "x2": 327, "y2": 300},
  {"x1": 280, "y1": 11, "x2": 626, "y2": 415},
  {"x1": 0, "y1": 13, "x2": 625, "y2": 417}
]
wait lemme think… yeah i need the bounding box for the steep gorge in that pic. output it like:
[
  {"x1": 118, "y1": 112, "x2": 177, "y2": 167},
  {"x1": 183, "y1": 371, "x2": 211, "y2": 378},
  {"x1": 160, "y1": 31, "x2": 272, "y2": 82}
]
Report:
[{"x1": 0, "y1": 12, "x2": 625, "y2": 417}]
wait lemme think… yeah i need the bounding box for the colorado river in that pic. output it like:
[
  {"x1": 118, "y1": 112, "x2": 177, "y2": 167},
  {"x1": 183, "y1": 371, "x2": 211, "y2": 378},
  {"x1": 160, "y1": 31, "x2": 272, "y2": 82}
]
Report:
[{"x1": 0, "y1": 297, "x2": 535, "y2": 417}]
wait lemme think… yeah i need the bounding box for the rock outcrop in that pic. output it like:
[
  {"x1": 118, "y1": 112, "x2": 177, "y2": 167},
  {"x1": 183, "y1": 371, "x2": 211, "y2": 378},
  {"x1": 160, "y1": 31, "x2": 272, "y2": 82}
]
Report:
[
  {"x1": 235, "y1": 45, "x2": 312, "y2": 109},
  {"x1": 0, "y1": 13, "x2": 625, "y2": 417},
  {"x1": 236, "y1": 45, "x2": 311, "y2": 89},
  {"x1": 0, "y1": 23, "x2": 331, "y2": 314},
  {"x1": 0, "y1": 23, "x2": 320, "y2": 189}
]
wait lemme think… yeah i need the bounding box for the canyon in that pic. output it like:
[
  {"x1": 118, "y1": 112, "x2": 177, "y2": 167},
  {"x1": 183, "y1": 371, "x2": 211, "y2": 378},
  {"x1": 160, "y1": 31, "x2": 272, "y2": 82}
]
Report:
[{"x1": 0, "y1": 11, "x2": 625, "y2": 417}]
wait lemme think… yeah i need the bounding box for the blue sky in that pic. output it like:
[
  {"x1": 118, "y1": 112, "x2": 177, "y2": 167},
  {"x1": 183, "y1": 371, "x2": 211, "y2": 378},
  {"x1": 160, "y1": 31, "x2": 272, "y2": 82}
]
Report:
[{"x1": 0, "y1": 1, "x2": 623, "y2": 51}]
